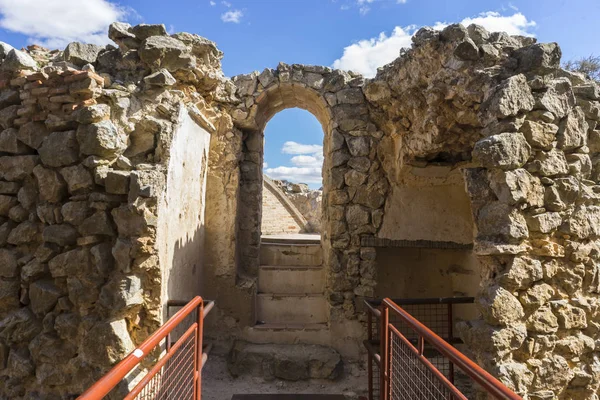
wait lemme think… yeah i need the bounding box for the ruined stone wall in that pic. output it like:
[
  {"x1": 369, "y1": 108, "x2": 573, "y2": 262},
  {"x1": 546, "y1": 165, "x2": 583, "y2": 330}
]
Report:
[
  {"x1": 270, "y1": 178, "x2": 323, "y2": 233},
  {"x1": 0, "y1": 15, "x2": 599, "y2": 399},
  {"x1": 365, "y1": 23, "x2": 600, "y2": 398},
  {"x1": 0, "y1": 23, "x2": 231, "y2": 398}
]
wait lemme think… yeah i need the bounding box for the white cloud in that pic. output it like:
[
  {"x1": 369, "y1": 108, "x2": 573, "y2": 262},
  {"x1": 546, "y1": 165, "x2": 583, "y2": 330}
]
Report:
[
  {"x1": 333, "y1": 26, "x2": 415, "y2": 77},
  {"x1": 282, "y1": 141, "x2": 323, "y2": 155},
  {"x1": 332, "y1": 11, "x2": 536, "y2": 77},
  {"x1": 0, "y1": 0, "x2": 130, "y2": 49},
  {"x1": 460, "y1": 12, "x2": 536, "y2": 36},
  {"x1": 221, "y1": 9, "x2": 243, "y2": 23},
  {"x1": 210, "y1": 1, "x2": 216, "y2": 5},
  {"x1": 264, "y1": 166, "x2": 323, "y2": 184},
  {"x1": 221, "y1": 1, "x2": 231, "y2": 7},
  {"x1": 290, "y1": 154, "x2": 324, "y2": 168},
  {"x1": 265, "y1": 141, "x2": 324, "y2": 185}
]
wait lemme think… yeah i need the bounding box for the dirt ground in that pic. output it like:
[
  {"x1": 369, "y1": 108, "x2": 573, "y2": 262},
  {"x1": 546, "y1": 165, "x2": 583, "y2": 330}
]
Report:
[{"x1": 202, "y1": 355, "x2": 369, "y2": 400}]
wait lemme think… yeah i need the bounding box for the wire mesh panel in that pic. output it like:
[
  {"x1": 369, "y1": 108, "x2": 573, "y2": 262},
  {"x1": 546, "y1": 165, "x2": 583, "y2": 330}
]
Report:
[
  {"x1": 389, "y1": 329, "x2": 464, "y2": 400},
  {"x1": 389, "y1": 303, "x2": 452, "y2": 380},
  {"x1": 79, "y1": 297, "x2": 213, "y2": 400},
  {"x1": 132, "y1": 329, "x2": 197, "y2": 400}
]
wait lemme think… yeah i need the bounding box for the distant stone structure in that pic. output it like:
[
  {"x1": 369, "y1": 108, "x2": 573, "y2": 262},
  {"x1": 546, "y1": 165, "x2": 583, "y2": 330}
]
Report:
[
  {"x1": 261, "y1": 176, "x2": 322, "y2": 234},
  {"x1": 0, "y1": 19, "x2": 598, "y2": 399}
]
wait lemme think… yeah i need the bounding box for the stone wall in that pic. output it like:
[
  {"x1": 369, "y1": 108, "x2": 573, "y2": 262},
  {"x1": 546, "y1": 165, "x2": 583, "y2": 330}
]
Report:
[
  {"x1": 365, "y1": 24, "x2": 600, "y2": 398},
  {"x1": 0, "y1": 23, "x2": 230, "y2": 398}
]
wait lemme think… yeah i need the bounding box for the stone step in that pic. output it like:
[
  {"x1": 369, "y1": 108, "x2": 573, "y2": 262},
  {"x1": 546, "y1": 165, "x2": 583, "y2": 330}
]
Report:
[
  {"x1": 242, "y1": 323, "x2": 330, "y2": 348},
  {"x1": 256, "y1": 294, "x2": 328, "y2": 324},
  {"x1": 228, "y1": 341, "x2": 342, "y2": 381},
  {"x1": 259, "y1": 243, "x2": 322, "y2": 267},
  {"x1": 258, "y1": 265, "x2": 325, "y2": 294}
]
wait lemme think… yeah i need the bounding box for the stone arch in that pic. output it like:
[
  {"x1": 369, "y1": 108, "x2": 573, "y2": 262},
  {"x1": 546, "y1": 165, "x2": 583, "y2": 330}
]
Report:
[{"x1": 230, "y1": 63, "x2": 388, "y2": 330}]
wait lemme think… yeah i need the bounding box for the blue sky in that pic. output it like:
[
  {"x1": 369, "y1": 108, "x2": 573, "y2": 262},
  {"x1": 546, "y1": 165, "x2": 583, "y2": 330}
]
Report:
[{"x1": 0, "y1": 0, "x2": 598, "y2": 188}]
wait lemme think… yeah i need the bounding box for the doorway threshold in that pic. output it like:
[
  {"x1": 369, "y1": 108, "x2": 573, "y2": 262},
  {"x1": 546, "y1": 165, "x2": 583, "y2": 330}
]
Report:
[{"x1": 261, "y1": 234, "x2": 321, "y2": 245}]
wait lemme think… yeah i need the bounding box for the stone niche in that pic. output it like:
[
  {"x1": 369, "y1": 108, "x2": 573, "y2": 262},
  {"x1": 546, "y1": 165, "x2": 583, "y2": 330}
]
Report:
[{"x1": 375, "y1": 164, "x2": 480, "y2": 324}]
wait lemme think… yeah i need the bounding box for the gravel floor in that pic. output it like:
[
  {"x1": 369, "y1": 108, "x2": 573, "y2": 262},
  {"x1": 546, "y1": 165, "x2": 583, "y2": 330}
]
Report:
[{"x1": 202, "y1": 355, "x2": 369, "y2": 400}]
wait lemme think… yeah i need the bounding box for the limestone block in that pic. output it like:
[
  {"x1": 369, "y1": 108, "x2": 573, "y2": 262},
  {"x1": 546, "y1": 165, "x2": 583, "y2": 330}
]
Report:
[
  {"x1": 498, "y1": 256, "x2": 543, "y2": 290},
  {"x1": 0, "y1": 105, "x2": 18, "y2": 130},
  {"x1": 530, "y1": 355, "x2": 574, "y2": 391},
  {"x1": 82, "y1": 319, "x2": 134, "y2": 366},
  {"x1": 7, "y1": 221, "x2": 40, "y2": 245},
  {"x1": 60, "y1": 164, "x2": 94, "y2": 193},
  {"x1": 0, "y1": 156, "x2": 38, "y2": 181},
  {"x1": 0, "y1": 195, "x2": 17, "y2": 217},
  {"x1": 78, "y1": 212, "x2": 115, "y2": 237},
  {"x1": 514, "y1": 43, "x2": 562, "y2": 75},
  {"x1": 6, "y1": 348, "x2": 34, "y2": 378},
  {"x1": 42, "y1": 224, "x2": 78, "y2": 246},
  {"x1": 33, "y1": 165, "x2": 67, "y2": 203},
  {"x1": 144, "y1": 68, "x2": 176, "y2": 87},
  {"x1": 478, "y1": 285, "x2": 525, "y2": 326},
  {"x1": 63, "y1": 42, "x2": 103, "y2": 67},
  {"x1": 29, "y1": 279, "x2": 63, "y2": 315},
  {"x1": 139, "y1": 36, "x2": 194, "y2": 71},
  {"x1": 38, "y1": 131, "x2": 79, "y2": 167},
  {"x1": 344, "y1": 169, "x2": 367, "y2": 187},
  {"x1": 477, "y1": 202, "x2": 529, "y2": 241},
  {"x1": 528, "y1": 149, "x2": 569, "y2": 177},
  {"x1": 454, "y1": 39, "x2": 479, "y2": 61},
  {"x1": 0, "y1": 128, "x2": 31, "y2": 154},
  {"x1": 558, "y1": 106, "x2": 588, "y2": 150},
  {"x1": 61, "y1": 201, "x2": 92, "y2": 225},
  {"x1": 20, "y1": 259, "x2": 46, "y2": 283},
  {"x1": 489, "y1": 168, "x2": 544, "y2": 206},
  {"x1": 457, "y1": 319, "x2": 527, "y2": 359},
  {"x1": 488, "y1": 74, "x2": 535, "y2": 119},
  {"x1": 48, "y1": 248, "x2": 90, "y2": 278},
  {"x1": 527, "y1": 212, "x2": 562, "y2": 233},
  {"x1": 520, "y1": 120, "x2": 557, "y2": 150},
  {"x1": 105, "y1": 170, "x2": 131, "y2": 195},
  {"x1": 526, "y1": 304, "x2": 558, "y2": 334},
  {"x1": 473, "y1": 132, "x2": 531, "y2": 170},
  {"x1": 77, "y1": 120, "x2": 127, "y2": 158},
  {"x1": 74, "y1": 104, "x2": 111, "y2": 124},
  {"x1": 552, "y1": 301, "x2": 587, "y2": 329},
  {"x1": 534, "y1": 78, "x2": 575, "y2": 119},
  {"x1": 131, "y1": 24, "x2": 167, "y2": 40},
  {"x1": 99, "y1": 275, "x2": 143, "y2": 311},
  {"x1": 0, "y1": 249, "x2": 17, "y2": 278},
  {"x1": 1, "y1": 49, "x2": 37, "y2": 72}
]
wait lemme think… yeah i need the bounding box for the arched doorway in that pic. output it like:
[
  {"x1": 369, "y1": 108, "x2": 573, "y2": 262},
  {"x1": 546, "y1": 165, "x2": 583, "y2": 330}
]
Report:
[
  {"x1": 260, "y1": 108, "x2": 324, "y2": 237},
  {"x1": 236, "y1": 83, "x2": 334, "y2": 278}
]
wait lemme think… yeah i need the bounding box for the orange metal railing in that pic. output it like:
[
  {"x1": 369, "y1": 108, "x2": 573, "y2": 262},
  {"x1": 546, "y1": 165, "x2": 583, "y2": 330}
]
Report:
[
  {"x1": 79, "y1": 296, "x2": 214, "y2": 400},
  {"x1": 364, "y1": 298, "x2": 522, "y2": 400}
]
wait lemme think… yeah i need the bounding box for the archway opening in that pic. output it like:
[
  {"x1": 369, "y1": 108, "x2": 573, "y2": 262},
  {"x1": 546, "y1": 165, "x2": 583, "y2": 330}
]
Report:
[
  {"x1": 261, "y1": 108, "x2": 324, "y2": 237},
  {"x1": 236, "y1": 84, "x2": 333, "y2": 278}
]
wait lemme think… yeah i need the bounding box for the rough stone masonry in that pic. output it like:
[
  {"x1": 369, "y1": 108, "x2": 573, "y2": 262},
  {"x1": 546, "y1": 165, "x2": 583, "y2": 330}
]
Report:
[{"x1": 0, "y1": 19, "x2": 598, "y2": 399}]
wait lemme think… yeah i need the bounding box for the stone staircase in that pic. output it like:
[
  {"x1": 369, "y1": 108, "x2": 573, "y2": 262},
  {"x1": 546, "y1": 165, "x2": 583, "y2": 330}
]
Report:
[
  {"x1": 255, "y1": 237, "x2": 327, "y2": 327},
  {"x1": 229, "y1": 236, "x2": 342, "y2": 381}
]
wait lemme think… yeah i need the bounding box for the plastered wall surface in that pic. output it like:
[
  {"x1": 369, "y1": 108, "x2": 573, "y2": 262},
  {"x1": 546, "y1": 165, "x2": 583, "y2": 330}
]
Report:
[
  {"x1": 158, "y1": 110, "x2": 211, "y2": 310},
  {"x1": 378, "y1": 165, "x2": 475, "y2": 244}
]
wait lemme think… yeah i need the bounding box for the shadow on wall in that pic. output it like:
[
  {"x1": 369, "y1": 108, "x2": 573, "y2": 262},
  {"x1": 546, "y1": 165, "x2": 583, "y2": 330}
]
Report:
[{"x1": 158, "y1": 108, "x2": 211, "y2": 318}]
